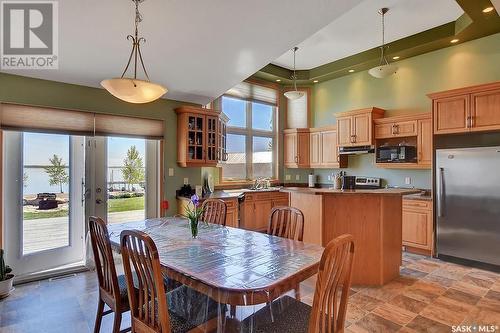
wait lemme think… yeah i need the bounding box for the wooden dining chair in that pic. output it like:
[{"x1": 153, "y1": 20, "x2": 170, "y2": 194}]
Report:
[
  {"x1": 241, "y1": 234, "x2": 355, "y2": 333},
  {"x1": 268, "y1": 206, "x2": 305, "y2": 300},
  {"x1": 267, "y1": 206, "x2": 304, "y2": 241},
  {"x1": 88, "y1": 216, "x2": 130, "y2": 333},
  {"x1": 201, "y1": 199, "x2": 227, "y2": 226},
  {"x1": 120, "y1": 230, "x2": 222, "y2": 333}
]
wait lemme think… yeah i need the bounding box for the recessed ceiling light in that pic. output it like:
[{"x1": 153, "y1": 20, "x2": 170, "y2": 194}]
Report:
[
  {"x1": 348, "y1": 69, "x2": 355, "y2": 73},
  {"x1": 392, "y1": 56, "x2": 400, "y2": 60},
  {"x1": 483, "y1": 6, "x2": 494, "y2": 13},
  {"x1": 313, "y1": 80, "x2": 319, "y2": 83},
  {"x1": 450, "y1": 39, "x2": 459, "y2": 43},
  {"x1": 276, "y1": 79, "x2": 281, "y2": 82}
]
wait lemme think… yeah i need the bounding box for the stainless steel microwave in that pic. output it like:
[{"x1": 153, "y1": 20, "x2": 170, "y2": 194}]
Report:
[{"x1": 376, "y1": 145, "x2": 417, "y2": 163}]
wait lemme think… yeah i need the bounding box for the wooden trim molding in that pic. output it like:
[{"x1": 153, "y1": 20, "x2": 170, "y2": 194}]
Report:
[
  {"x1": 0, "y1": 130, "x2": 2, "y2": 248},
  {"x1": 427, "y1": 81, "x2": 500, "y2": 99}
]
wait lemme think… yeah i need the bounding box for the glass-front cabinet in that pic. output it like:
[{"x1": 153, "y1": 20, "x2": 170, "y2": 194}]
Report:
[{"x1": 175, "y1": 106, "x2": 228, "y2": 167}]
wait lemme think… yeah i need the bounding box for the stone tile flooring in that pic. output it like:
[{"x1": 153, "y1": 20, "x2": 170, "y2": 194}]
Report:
[{"x1": 1, "y1": 253, "x2": 499, "y2": 332}]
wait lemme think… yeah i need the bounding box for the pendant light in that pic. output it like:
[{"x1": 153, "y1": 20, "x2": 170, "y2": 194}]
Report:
[
  {"x1": 368, "y1": 8, "x2": 398, "y2": 79},
  {"x1": 284, "y1": 47, "x2": 305, "y2": 100},
  {"x1": 101, "y1": 0, "x2": 167, "y2": 104}
]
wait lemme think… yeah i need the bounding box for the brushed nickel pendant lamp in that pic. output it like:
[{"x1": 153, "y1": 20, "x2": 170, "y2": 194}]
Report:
[
  {"x1": 368, "y1": 8, "x2": 398, "y2": 79},
  {"x1": 101, "y1": 0, "x2": 167, "y2": 104},
  {"x1": 284, "y1": 47, "x2": 305, "y2": 100}
]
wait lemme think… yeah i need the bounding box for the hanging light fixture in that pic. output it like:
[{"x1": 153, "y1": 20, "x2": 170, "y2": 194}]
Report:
[
  {"x1": 284, "y1": 47, "x2": 305, "y2": 100},
  {"x1": 368, "y1": 8, "x2": 398, "y2": 79},
  {"x1": 101, "y1": 0, "x2": 167, "y2": 104}
]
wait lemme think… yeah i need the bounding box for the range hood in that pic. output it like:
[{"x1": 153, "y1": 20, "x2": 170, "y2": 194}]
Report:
[{"x1": 339, "y1": 146, "x2": 375, "y2": 155}]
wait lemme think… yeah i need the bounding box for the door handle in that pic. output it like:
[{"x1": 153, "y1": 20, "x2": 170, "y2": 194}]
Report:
[
  {"x1": 437, "y1": 167, "x2": 445, "y2": 218},
  {"x1": 96, "y1": 199, "x2": 103, "y2": 204}
]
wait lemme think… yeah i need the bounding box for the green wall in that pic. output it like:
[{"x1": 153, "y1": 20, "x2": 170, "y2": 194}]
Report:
[
  {"x1": 0, "y1": 73, "x2": 199, "y2": 214},
  {"x1": 311, "y1": 32, "x2": 500, "y2": 188}
]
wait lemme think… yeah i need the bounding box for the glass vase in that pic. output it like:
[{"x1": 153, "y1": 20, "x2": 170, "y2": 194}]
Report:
[{"x1": 190, "y1": 218, "x2": 199, "y2": 238}]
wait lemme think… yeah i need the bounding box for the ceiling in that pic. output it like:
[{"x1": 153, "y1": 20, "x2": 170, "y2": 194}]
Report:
[
  {"x1": 0, "y1": 0, "x2": 362, "y2": 105},
  {"x1": 273, "y1": 0, "x2": 464, "y2": 70}
]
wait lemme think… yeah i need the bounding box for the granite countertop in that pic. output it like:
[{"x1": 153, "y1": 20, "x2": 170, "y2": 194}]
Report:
[
  {"x1": 403, "y1": 190, "x2": 433, "y2": 201},
  {"x1": 280, "y1": 187, "x2": 421, "y2": 196}
]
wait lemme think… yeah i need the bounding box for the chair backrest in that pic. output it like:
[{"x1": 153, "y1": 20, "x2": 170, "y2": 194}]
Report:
[
  {"x1": 308, "y1": 234, "x2": 355, "y2": 333},
  {"x1": 88, "y1": 216, "x2": 121, "y2": 303},
  {"x1": 121, "y1": 230, "x2": 170, "y2": 333},
  {"x1": 267, "y1": 206, "x2": 305, "y2": 241},
  {"x1": 201, "y1": 199, "x2": 227, "y2": 226}
]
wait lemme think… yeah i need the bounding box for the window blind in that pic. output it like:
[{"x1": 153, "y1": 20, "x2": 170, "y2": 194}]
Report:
[
  {"x1": 0, "y1": 103, "x2": 164, "y2": 139},
  {"x1": 225, "y1": 81, "x2": 278, "y2": 106}
]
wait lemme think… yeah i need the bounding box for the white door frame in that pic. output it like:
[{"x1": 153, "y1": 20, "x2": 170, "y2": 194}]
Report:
[{"x1": 3, "y1": 131, "x2": 85, "y2": 281}]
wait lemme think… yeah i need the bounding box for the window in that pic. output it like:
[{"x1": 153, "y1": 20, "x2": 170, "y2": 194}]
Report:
[{"x1": 221, "y1": 96, "x2": 277, "y2": 181}]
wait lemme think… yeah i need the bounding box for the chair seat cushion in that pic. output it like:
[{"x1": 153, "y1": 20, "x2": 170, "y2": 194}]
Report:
[{"x1": 241, "y1": 296, "x2": 311, "y2": 333}]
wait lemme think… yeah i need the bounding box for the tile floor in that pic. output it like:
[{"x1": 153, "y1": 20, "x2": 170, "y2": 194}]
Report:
[{"x1": 0, "y1": 253, "x2": 499, "y2": 333}]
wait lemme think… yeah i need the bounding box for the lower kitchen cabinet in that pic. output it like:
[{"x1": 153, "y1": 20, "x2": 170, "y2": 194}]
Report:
[
  {"x1": 177, "y1": 197, "x2": 238, "y2": 227},
  {"x1": 402, "y1": 198, "x2": 434, "y2": 255},
  {"x1": 239, "y1": 191, "x2": 289, "y2": 232}
]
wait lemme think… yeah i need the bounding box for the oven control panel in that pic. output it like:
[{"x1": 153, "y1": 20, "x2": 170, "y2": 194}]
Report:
[{"x1": 355, "y1": 177, "x2": 381, "y2": 189}]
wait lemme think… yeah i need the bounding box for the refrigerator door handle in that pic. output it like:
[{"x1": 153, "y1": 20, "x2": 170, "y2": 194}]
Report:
[{"x1": 438, "y1": 167, "x2": 445, "y2": 218}]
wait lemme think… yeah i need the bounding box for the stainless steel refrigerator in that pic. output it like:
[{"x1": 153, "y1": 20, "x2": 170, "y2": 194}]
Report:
[{"x1": 436, "y1": 146, "x2": 500, "y2": 267}]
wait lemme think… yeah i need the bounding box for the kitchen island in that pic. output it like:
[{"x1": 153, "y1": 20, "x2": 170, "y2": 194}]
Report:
[{"x1": 281, "y1": 187, "x2": 418, "y2": 286}]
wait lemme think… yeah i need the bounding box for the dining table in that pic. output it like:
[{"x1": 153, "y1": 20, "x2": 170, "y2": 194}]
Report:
[{"x1": 108, "y1": 217, "x2": 324, "y2": 331}]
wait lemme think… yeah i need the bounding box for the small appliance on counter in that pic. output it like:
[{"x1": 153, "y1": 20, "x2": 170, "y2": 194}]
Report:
[
  {"x1": 308, "y1": 173, "x2": 316, "y2": 188},
  {"x1": 341, "y1": 175, "x2": 356, "y2": 190},
  {"x1": 376, "y1": 144, "x2": 417, "y2": 163},
  {"x1": 177, "y1": 184, "x2": 193, "y2": 198}
]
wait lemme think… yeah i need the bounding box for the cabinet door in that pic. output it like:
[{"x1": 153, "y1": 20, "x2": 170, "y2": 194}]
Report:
[
  {"x1": 393, "y1": 120, "x2": 417, "y2": 137},
  {"x1": 353, "y1": 113, "x2": 371, "y2": 145},
  {"x1": 321, "y1": 130, "x2": 339, "y2": 166},
  {"x1": 186, "y1": 114, "x2": 206, "y2": 162},
  {"x1": 374, "y1": 123, "x2": 394, "y2": 139},
  {"x1": 217, "y1": 118, "x2": 227, "y2": 162},
  {"x1": 337, "y1": 117, "x2": 352, "y2": 147},
  {"x1": 433, "y1": 95, "x2": 469, "y2": 134},
  {"x1": 225, "y1": 209, "x2": 238, "y2": 228},
  {"x1": 402, "y1": 208, "x2": 431, "y2": 249},
  {"x1": 309, "y1": 132, "x2": 321, "y2": 167},
  {"x1": 253, "y1": 200, "x2": 273, "y2": 231},
  {"x1": 418, "y1": 118, "x2": 432, "y2": 166},
  {"x1": 297, "y1": 132, "x2": 310, "y2": 167},
  {"x1": 284, "y1": 133, "x2": 297, "y2": 167},
  {"x1": 206, "y1": 116, "x2": 218, "y2": 163},
  {"x1": 470, "y1": 88, "x2": 500, "y2": 132}
]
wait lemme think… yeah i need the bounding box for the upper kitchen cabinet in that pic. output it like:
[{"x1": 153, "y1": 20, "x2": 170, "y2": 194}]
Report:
[
  {"x1": 175, "y1": 106, "x2": 228, "y2": 167},
  {"x1": 336, "y1": 107, "x2": 385, "y2": 147},
  {"x1": 429, "y1": 81, "x2": 500, "y2": 135},
  {"x1": 374, "y1": 113, "x2": 432, "y2": 169},
  {"x1": 285, "y1": 87, "x2": 311, "y2": 129},
  {"x1": 283, "y1": 128, "x2": 310, "y2": 168},
  {"x1": 310, "y1": 127, "x2": 348, "y2": 168}
]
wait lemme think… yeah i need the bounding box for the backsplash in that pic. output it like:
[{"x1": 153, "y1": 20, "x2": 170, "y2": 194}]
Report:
[{"x1": 313, "y1": 154, "x2": 432, "y2": 188}]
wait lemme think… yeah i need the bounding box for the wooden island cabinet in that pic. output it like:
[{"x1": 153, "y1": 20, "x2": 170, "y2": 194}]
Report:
[
  {"x1": 402, "y1": 197, "x2": 434, "y2": 256},
  {"x1": 282, "y1": 187, "x2": 418, "y2": 286}
]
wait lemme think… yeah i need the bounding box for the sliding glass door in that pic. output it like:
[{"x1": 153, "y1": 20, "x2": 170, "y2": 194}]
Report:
[{"x1": 3, "y1": 131, "x2": 85, "y2": 278}]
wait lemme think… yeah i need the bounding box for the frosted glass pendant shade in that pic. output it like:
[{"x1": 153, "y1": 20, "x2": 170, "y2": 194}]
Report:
[
  {"x1": 101, "y1": 78, "x2": 167, "y2": 104},
  {"x1": 368, "y1": 64, "x2": 398, "y2": 79},
  {"x1": 284, "y1": 90, "x2": 305, "y2": 100}
]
